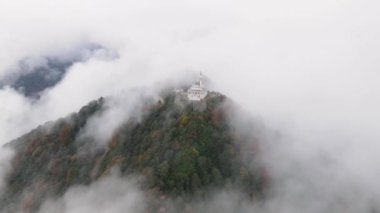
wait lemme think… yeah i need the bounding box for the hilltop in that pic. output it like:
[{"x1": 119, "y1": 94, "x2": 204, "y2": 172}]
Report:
[{"x1": 0, "y1": 91, "x2": 266, "y2": 212}]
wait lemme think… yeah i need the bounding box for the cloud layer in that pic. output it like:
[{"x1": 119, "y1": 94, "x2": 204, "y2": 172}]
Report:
[{"x1": 1, "y1": 0, "x2": 380, "y2": 212}]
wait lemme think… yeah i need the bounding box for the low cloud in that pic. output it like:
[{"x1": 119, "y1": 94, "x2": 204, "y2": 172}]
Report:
[
  {"x1": 38, "y1": 173, "x2": 146, "y2": 213},
  {"x1": 1, "y1": 0, "x2": 380, "y2": 212},
  {"x1": 76, "y1": 87, "x2": 161, "y2": 147}
]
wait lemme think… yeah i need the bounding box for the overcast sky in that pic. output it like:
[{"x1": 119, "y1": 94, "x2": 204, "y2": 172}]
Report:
[{"x1": 1, "y1": 0, "x2": 380, "y2": 212}]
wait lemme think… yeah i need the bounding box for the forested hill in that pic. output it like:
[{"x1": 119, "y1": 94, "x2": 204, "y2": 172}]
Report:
[{"x1": 1, "y1": 91, "x2": 266, "y2": 212}]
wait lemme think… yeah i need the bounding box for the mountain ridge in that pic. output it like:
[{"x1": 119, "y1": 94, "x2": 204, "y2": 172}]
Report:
[{"x1": 1, "y1": 90, "x2": 265, "y2": 212}]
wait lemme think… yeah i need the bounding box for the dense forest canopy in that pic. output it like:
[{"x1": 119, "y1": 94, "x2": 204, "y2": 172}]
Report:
[{"x1": 1, "y1": 91, "x2": 266, "y2": 212}]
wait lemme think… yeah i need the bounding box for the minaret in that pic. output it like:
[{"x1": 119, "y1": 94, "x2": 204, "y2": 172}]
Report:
[
  {"x1": 199, "y1": 72, "x2": 203, "y2": 87},
  {"x1": 186, "y1": 71, "x2": 208, "y2": 101}
]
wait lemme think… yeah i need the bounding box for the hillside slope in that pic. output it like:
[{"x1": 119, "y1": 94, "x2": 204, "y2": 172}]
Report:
[{"x1": 1, "y1": 91, "x2": 265, "y2": 212}]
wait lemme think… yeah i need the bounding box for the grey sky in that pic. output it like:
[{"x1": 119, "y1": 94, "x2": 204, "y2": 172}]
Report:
[{"x1": 0, "y1": 0, "x2": 380, "y2": 212}]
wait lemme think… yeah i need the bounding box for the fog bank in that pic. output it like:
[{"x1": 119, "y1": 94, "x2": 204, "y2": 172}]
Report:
[{"x1": 1, "y1": 0, "x2": 380, "y2": 212}]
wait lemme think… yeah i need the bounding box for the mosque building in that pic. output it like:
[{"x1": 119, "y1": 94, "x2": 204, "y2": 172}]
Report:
[{"x1": 187, "y1": 72, "x2": 208, "y2": 101}]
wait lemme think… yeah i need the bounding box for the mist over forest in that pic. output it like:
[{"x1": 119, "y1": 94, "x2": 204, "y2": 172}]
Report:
[{"x1": 0, "y1": 0, "x2": 380, "y2": 212}]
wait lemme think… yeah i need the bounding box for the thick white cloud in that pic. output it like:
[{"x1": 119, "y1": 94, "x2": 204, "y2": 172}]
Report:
[
  {"x1": 0, "y1": 0, "x2": 380, "y2": 212},
  {"x1": 38, "y1": 174, "x2": 146, "y2": 213}
]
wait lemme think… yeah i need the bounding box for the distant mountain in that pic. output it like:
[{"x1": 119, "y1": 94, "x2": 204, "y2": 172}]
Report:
[
  {"x1": 10, "y1": 57, "x2": 76, "y2": 97},
  {"x1": 0, "y1": 43, "x2": 117, "y2": 98},
  {"x1": 0, "y1": 91, "x2": 266, "y2": 212}
]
